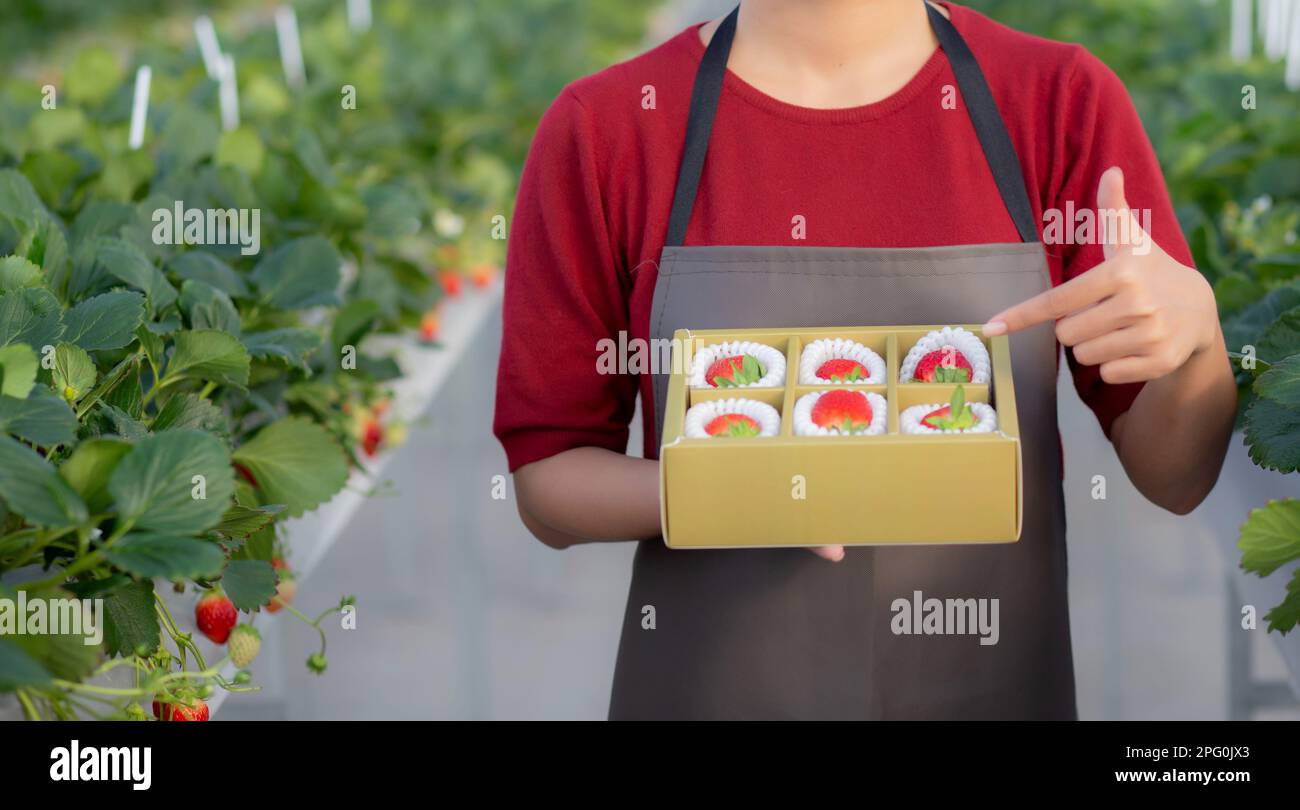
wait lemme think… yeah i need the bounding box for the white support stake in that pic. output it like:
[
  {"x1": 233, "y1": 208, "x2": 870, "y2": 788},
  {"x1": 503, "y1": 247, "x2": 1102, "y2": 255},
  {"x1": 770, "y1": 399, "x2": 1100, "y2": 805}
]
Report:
[
  {"x1": 1232, "y1": 0, "x2": 1253, "y2": 61},
  {"x1": 1287, "y1": 1, "x2": 1300, "y2": 88},
  {"x1": 128, "y1": 65, "x2": 151, "y2": 150},
  {"x1": 275, "y1": 6, "x2": 306, "y2": 89},
  {"x1": 1266, "y1": 0, "x2": 1290, "y2": 59},
  {"x1": 346, "y1": 0, "x2": 372, "y2": 33},
  {"x1": 194, "y1": 16, "x2": 224, "y2": 79},
  {"x1": 218, "y1": 54, "x2": 240, "y2": 131}
]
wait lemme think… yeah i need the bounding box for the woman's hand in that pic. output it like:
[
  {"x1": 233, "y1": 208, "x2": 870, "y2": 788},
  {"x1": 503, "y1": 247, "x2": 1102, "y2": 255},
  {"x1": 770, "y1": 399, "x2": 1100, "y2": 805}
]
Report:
[
  {"x1": 983, "y1": 165, "x2": 1235, "y2": 515},
  {"x1": 982, "y1": 166, "x2": 1219, "y2": 383},
  {"x1": 809, "y1": 545, "x2": 845, "y2": 562}
]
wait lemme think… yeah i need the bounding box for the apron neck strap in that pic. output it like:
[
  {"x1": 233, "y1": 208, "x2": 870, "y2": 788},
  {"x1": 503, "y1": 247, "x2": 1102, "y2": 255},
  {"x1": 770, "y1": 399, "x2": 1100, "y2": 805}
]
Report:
[{"x1": 665, "y1": 2, "x2": 1040, "y2": 247}]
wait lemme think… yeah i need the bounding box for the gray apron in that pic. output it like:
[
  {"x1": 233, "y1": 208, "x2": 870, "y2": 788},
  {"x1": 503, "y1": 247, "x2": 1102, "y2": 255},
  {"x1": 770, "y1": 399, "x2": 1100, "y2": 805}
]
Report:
[{"x1": 610, "y1": 4, "x2": 1073, "y2": 719}]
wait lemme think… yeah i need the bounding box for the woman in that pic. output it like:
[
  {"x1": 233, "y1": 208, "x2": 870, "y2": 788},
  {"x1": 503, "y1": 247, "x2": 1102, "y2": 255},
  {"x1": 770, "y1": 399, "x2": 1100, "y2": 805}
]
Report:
[{"x1": 494, "y1": 1, "x2": 1235, "y2": 719}]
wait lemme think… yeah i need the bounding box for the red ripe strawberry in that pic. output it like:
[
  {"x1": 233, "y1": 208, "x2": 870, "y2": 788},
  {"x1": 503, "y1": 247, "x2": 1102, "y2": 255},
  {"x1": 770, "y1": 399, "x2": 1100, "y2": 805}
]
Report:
[
  {"x1": 704, "y1": 413, "x2": 760, "y2": 437},
  {"x1": 913, "y1": 348, "x2": 972, "y2": 383},
  {"x1": 419, "y1": 309, "x2": 440, "y2": 343},
  {"x1": 361, "y1": 419, "x2": 384, "y2": 457},
  {"x1": 704, "y1": 354, "x2": 764, "y2": 388},
  {"x1": 195, "y1": 592, "x2": 237, "y2": 644},
  {"x1": 811, "y1": 390, "x2": 873, "y2": 433},
  {"x1": 439, "y1": 270, "x2": 463, "y2": 298},
  {"x1": 470, "y1": 264, "x2": 496, "y2": 289},
  {"x1": 153, "y1": 698, "x2": 209, "y2": 722},
  {"x1": 271, "y1": 557, "x2": 288, "y2": 571},
  {"x1": 922, "y1": 385, "x2": 977, "y2": 430},
  {"x1": 815, "y1": 358, "x2": 867, "y2": 382},
  {"x1": 705, "y1": 356, "x2": 744, "y2": 387}
]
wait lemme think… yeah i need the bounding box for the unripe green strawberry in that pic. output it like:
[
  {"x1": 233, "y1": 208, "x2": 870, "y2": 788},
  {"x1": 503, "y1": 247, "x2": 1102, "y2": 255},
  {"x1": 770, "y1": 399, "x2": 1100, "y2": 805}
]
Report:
[{"x1": 228, "y1": 624, "x2": 262, "y2": 668}]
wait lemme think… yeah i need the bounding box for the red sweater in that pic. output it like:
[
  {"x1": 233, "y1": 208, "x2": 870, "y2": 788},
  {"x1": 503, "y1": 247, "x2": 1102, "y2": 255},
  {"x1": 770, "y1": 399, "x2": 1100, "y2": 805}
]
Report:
[{"x1": 494, "y1": 3, "x2": 1191, "y2": 472}]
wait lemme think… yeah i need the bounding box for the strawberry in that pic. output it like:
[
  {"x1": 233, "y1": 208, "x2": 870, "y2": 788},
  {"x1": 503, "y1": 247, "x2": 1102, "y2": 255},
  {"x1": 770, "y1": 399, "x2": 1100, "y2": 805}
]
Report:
[
  {"x1": 913, "y1": 348, "x2": 972, "y2": 383},
  {"x1": 705, "y1": 354, "x2": 764, "y2": 388},
  {"x1": 811, "y1": 389, "x2": 873, "y2": 434},
  {"x1": 704, "y1": 413, "x2": 761, "y2": 437},
  {"x1": 439, "y1": 270, "x2": 463, "y2": 298},
  {"x1": 361, "y1": 418, "x2": 384, "y2": 457},
  {"x1": 152, "y1": 698, "x2": 209, "y2": 721},
  {"x1": 470, "y1": 264, "x2": 496, "y2": 289},
  {"x1": 923, "y1": 385, "x2": 977, "y2": 430},
  {"x1": 815, "y1": 358, "x2": 868, "y2": 382},
  {"x1": 266, "y1": 576, "x2": 297, "y2": 614},
  {"x1": 228, "y1": 624, "x2": 262, "y2": 668},
  {"x1": 419, "y1": 309, "x2": 440, "y2": 343},
  {"x1": 195, "y1": 592, "x2": 237, "y2": 644}
]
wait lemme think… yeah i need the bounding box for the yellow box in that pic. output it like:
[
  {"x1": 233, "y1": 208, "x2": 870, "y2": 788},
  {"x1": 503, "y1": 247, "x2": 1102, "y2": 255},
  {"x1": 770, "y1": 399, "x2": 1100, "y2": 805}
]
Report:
[{"x1": 659, "y1": 325, "x2": 1022, "y2": 548}]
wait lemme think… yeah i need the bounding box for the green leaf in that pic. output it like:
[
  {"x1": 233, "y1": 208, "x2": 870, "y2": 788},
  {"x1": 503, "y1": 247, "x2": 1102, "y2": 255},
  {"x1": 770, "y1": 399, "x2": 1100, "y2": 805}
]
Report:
[
  {"x1": 168, "y1": 252, "x2": 249, "y2": 299},
  {"x1": 293, "y1": 127, "x2": 336, "y2": 187},
  {"x1": 0, "y1": 435, "x2": 88, "y2": 528},
  {"x1": 6, "y1": 588, "x2": 99, "y2": 682},
  {"x1": 250, "y1": 236, "x2": 341, "y2": 309},
  {"x1": 232, "y1": 523, "x2": 275, "y2": 561},
  {"x1": 66, "y1": 46, "x2": 124, "y2": 105},
  {"x1": 0, "y1": 637, "x2": 52, "y2": 692},
  {"x1": 70, "y1": 200, "x2": 137, "y2": 247},
  {"x1": 1244, "y1": 398, "x2": 1300, "y2": 474},
  {"x1": 165, "y1": 329, "x2": 250, "y2": 388},
  {"x1": 88, "y1": 237, "x2": 178, "y2": 310},
  {"x1": 51, "y1": 342, "x2": 96, "y2": 403},
  {"x1": 243, "y1": 328, "x2": 320, "y2": 369},
  {"x1": 100, "y1": 404, "x2": 149, "y2": 441},
  {"x1": 0, "y1": 388, "x2": 78, "y2": 446},
  {"x1": 101, "y1": 579, "x2": 161, "y2": 657},
  {"x1": 1257, "y1": 307, "x2": 1300, "y2": 365},
  {"x1": 1238, "y1": 499, "x2": 1300, "y2": 577},
  {"x1": 0, "y1": 169, "x2": 48, "y2": 228},
  {"x1": 59, "y1": 437, "x2": 132, "y2": 513},
  {"x1": 151, "y1": 392, "x2": 225, "y2": 434},
  {"x1": 0, "y1": 343, "x2": 38, "y2": 398},
  {"x1": 179, "y1": 280, "x2": 241, "y2": 335},
  {"x1": 232, "y1": 416, "x2": 349, "y2": 518},
  {"x1": 215, "y1": 503, "x2": 283, "y2": 538},
  {"x1": 61, "y1": 291, "x2": 146, "y2": 350},
  {"x1": 1223, "y1": 282, "x2": 1300, "y2": 354},
  {"x1": 20, "y1": 149, "x2": 81, "y2": 209},
  {"x1": 108, "y1": 430, "x2": 235, "y2": 533},
  {"x1": 158, "y1": 103, "x2": 220, "y2": 171},
  {"x1": 0, "y1": 287, "x2": 64, "y2": 349},
  {"x1": 1254, "y1": 354, "x2": 1300, "y2": 409},
  {"x1": 1263, "y1": 568, "x2": 1300, "y2": 635},
  {"x1": 330, "y1": 299, "x2": 381, "y2": 352},
  {"x1": 221, "y1": 559, "x2": 277, "y2": 611},
  {"x1": 105, "y1": 533, "x2": 226, "y2": 580},
  {"x1": 215, "y1": 126, "x2": 266, "y2": 174},
  {"x1": 16, "y1": 218, "x2": 68, "y2": 283},
  {"x1": 0, "y1": 255, "x2": 43, "y2": 292}
]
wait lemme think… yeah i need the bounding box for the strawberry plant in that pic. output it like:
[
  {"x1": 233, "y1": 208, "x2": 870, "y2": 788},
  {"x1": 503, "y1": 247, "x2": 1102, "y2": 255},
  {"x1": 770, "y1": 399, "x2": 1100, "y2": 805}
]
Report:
[{"x1": 0, "y1": 0, "x2": 654, "y2": 718}]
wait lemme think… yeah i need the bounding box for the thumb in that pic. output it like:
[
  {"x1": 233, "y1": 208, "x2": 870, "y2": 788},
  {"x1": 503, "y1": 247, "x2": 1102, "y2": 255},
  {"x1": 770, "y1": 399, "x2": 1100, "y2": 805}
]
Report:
[{"x1": 1097, "y1": 166, "x2": 1148, "y2": 259}]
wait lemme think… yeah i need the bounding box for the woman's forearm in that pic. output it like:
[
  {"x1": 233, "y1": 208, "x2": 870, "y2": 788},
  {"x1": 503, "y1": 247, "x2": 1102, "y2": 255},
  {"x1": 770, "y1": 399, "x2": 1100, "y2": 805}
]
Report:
[
  {"x1": 1110, "y1": 330, "x2": 1236, "y2": 515},
  {"x1": 513, "y1": 446, "x2": 662, "y2": 547}
]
